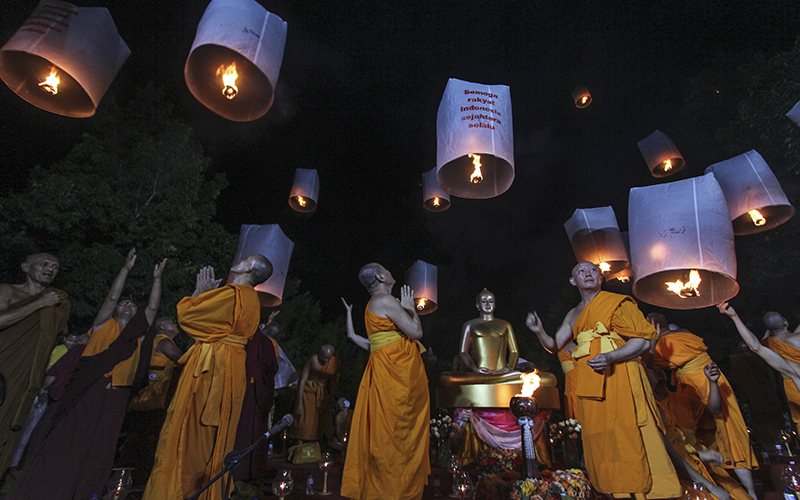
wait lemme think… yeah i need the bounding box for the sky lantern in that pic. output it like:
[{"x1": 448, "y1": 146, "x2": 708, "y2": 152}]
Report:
[
  {"x1": 571, "y1": 85, "x2": 592, "y2": 108},
  {"x1": 288, "y1": 168, "x2": 319, "y2": 213},
  {"x1": 228, "y1": 224, "x2": 294, "y2": 307},
  {"x1": 0, "y1": 0, "x2": 130, "y2": 118},
  {"x1": 184, "y1": 0, "x2": 287, "y2": 122},
  {"x1": 787, "y1": 100, "x2": 800, "y2": 128},
  {"x1": 637, "y1": 130, "x2": 686, "y2": 178},
  {"x1": 629, "y1": 172, "x2": 738, "y2": 310},
  {"x1": 405, "y1": 260, "x2": 438, "y2": 315},
  {"x1": 705, "y1": 150, "x2": 795, "y2": 235},
  {"x1": 564, "y1": 206, "x2": 629, "y2": 276},
  {"x1": 607, "y1": 232, "x2": 634, "y2": 284},
  {"x1": 422, "y1": 168, "x2": 450, "y2": 212},
  {"x1": 436, "y1": 78, "x2": 514, "y2": 199}
]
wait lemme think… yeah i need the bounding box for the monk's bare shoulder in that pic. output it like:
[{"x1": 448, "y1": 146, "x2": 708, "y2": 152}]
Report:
[
  {"x1": 0, "y1": 283, "x2": 26, "y2": 311},
  {"x1": 368, "y1": 293, "x2": 398, "y2": 316}
]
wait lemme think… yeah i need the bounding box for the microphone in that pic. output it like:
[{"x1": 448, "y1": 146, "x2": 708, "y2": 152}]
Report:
[{"x1": 265, "y1": 414, "x2": 294, "y2": 439}]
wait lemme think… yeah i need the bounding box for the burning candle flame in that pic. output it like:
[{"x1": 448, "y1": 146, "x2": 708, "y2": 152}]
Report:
[
  {"x1": 663, "y1": 159, "x2": 673, "y2": 172},
  {"x1": 217, "y1": 63, "x2": 238, "y2": 100},
  {"x1": 433, "y1": 197, "x2": 440, "y2": 208},
  {"x1": 748, "y1": 209, "x2": 766, "y2": 226},
  {"x1": 416, "y1": 298, "x2": 427, "y2": 310},
  {"x1": 468, "y1": 153, "x2": 483, "y2": 184},
  {"x1": 617, "y1": 275, "x2": 630, "y2": 283},
  {"x1": 598, "y1": 262, "x2": 611, "y2": 273},
  {"x1": 580, "y1": 96, "x2": 588, "y2": 105},
  {"x1": 297, "y1": 196, "x2": 307, "y2": 208},
  {"x1": 665, "y1": 270, "x2": 702, "y2": 298},
  {"x1": 518, "y1": 370, "x2": 541, "y2": 398},
  {"x1": 38, "y1": 66, "x2": 59, "y2": 95}
]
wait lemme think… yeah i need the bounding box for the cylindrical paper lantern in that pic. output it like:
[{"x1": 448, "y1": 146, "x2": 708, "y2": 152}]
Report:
[
  {"x1": 436, "y1": 78, "x2": 514, "y2": 199},
  {"x1": 228, "y1": 224, "x2": 294, "y2": 307},
  {"x1": 705, "y1": 150, "x2": 795, "y2": 235},
  {"x1": 406, "y1": 260, "x2": 437, "y2": 315},
  {"x1": 0, "y1": 0, "x2": 130, "y2": 117},
  {"x1": 787, "y1": 100, "x2": 800, "y2": 128},
  {"x1": 564, "y1": 207, "x2": 629, "y2": 276},
  {"x1": 629, "y1": 173, "x2": 738, "y2": 310},
  {"x1": 637, "y1": 130, "x2": 686, "y2": 178},
  {"x1": 288, "y1": 168, "x2": 319, "y2": 213},
  {"x1": 422, "y1": 168, "x2": 450, "y2": 212},
  {"x1": 607, "y1": 232, "x2": 634, "y2": 284},
  {"x1": 572, "y1": 86, "x2": 592, "y2": 108},
  {"x1": 185, "y1": 0, "x2": 287, "y2": 122}
]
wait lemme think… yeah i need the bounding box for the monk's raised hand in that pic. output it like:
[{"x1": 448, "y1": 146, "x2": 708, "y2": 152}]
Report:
[
  {"x1": 399, "y1": 285, "x2": 415, "y2": 311},
  {"x1": 267, "y1": 310, "x2": 280, "y2": 324},
  {"x1": 153, "y1": 258, "x2": 167, "y2": 279},
  {"x1": 586, "y1": 353, "x2": 609, "y2": 371},
  {"x1": 341, "y1": 297, "x2": 353, "y2": 314},
  {"x1": 525, "y1": 312, "x2": 544, "y2": 335},
  {"x1": 717, "y1": 301, "x2": 736, "y2": 317},
  {"x1": 704, "y1": 362, "x2": 720, "y2": 383},
  {"x1": 39, "y1": 290, "x2": 66, "y2": 307},
  {"x1": 124, "y1": 248, "x2": 137, "y2": 270}
]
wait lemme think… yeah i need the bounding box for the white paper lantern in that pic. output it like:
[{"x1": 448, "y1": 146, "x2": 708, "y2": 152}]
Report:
[
  {"x1": 185, "y1": 0, "x2": 287, "y2": 122},
  {"x1": 436, "y1": 78, "x2": 514, "y2": 199},
  {"x1": 228, "y1": 224, "x2": 294, "y2": 307},
  {"x1": 406, "y1": 260, "x2": 438, "y2": 315},
  {"x1": 572, "y1": 85, "x2": 592, "y2": 108},
  {"x1": 564, "y1": 207, "x2": 629, "y2": 276},
  {"x1": 629, "y1": 173, "x2": 738, "y2": 310},
  {"x1": 637, "y1": 130, "x2": 686, "y2": 178},
  {"x1": 422, "y1": 168, "x2": 450, "y2": 212},
  {"x1": 0, "y1": 0, "x2": 130, "y2": 117},
  {"x1": 288, "y1": 168, "x2": 319, "y2": 213},
  {"x1": 787, "y1": 100, "x2": 800, "y2": 128},
  {"x1": 607, "y1": 232, "x2": 634, "y2": 284},
  {"x1": 705, "y1": 150, "x2": 795, "y2": 235}
]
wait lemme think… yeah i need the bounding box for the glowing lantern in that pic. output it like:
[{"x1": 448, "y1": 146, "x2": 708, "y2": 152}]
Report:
[
  {"x1": 185, "y1": 0, "x2": 287, "y2": 122},
  {"x1": 705, "y1": 150, "x2": 795, "y2": 235},
  {"x1": 288, "y1": 168, "x2": 319, "y2": 213},
  {"x1": 422, "y1": 168, "x2": 450, "y2": 212},
  {"x1": 436, "y1": 78, "x2": 514, "y2": 199},
  {"x1": 607, "y1": 232, "x2": 634, "y2": 284},
  {"x1": 787, "y1": 100, "x2": 800, "y2": 128},
  {"x1": 628, "y1": 172, "x2": 738, "y2": 310},
  {"x1": 228, "y1": 224, "x2": 294, "y2": 307},
  {"x1": 572, "y1": 86, "x2": 592, "y2": 108},
  {"x1": 637, "y1": 130, "x2": 686, "y2": 178},
  {"x1": 405, "y1": 260, "x2": 437, "y2": 315},
  {"x1": 564, "y1": 206, "x2": 629, "y2": 276},
  {"x1": 0, "y1": 0, "x2": 130, "y2": 117}
]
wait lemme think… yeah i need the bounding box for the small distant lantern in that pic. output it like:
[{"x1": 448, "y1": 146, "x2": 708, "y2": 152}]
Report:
[
  {"x1": 572, "y1": 86, "x2": 592, "y2": 108},
  {"x1": 564, "y1": 207, "x2": 629, "y2": 276},
  {"x1": 787, "y1": 100, "x2": 800, "y2": 128},
  {"x1": 0, "y1": 0, "x2": 130, "y2": 117},
  {"x1": 629, "y1": 172, "x2": 738, "y2": 310},
  {"x1": 185, "y1": 0, "x2": 287, "y2": 122},
  {"x1": 228, "y1": 224, "x2": 294, "y2": 307},
  {"x1": 436, "y1": 78, "x2": 514, "y2": 199},
  {"x1": 705, "y1": 150, "x2": 795, "y2": 235},
  {"x1": 406, "y1": 260, "x2": 438, "y2": 315},
  {"x1": 288, "y1": 168, "x2": 319, "y2": 213},
  {"x1": 422, "y1": 168, "x2": 450, "y2": 212},
  {"x1": 637, "y1": 130, "x2": 686, "y2": 178}
]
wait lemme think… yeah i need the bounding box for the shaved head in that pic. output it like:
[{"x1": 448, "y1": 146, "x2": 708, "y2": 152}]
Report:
[
  {"x1": 764, "y1": 311, "x2": 789, "y2": 333},
  {"x1": 248, "y1": 254, "x2": 273, "y2": 285},
  {"x1": 25, "y1": 253, "x2": 58, "y2": 265},
  {"x1": 647, "y1": 312, "x2": 669, "y2": 331}
]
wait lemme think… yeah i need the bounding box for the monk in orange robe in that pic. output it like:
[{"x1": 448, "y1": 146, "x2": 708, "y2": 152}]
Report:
[
  {"x1": 557, "y1": 345, "x2": 578, "y2": 420},
  {"x1": 292, "y1": 344, "x2": 340, "y2": 441},
  {"x1": 143, "y1": 255, "x2": 272, "y2": 500},
  {"x1": 526, "y1": 262, "x2": 681, "y2": 499},
  {"x1": 341, "y1": 263, "x2": 430, "y2": 500}
]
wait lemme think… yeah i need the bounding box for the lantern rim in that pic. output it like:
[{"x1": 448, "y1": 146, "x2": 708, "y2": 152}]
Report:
[
  {"x1": 632, "y1": 268, "x2": 739, "y2": 310},
  {"x1": 732, "y1": 204, "x2": 795, "y2": 235},
  {"x1": 414, "y1": 299, "x2": 438, "y2": 315},
  {"x1": 423, "y1": 197, "x2": 451, "y2": 212},
  {"x1": 437, "y1": 154, "x2": 514, "y2": 199},
  {"x1": 650, "y1": 157, "x2": 686, "y2": 178},
  {"x1": 288, "y1": 196, "x2": 318, "y2": 213}
]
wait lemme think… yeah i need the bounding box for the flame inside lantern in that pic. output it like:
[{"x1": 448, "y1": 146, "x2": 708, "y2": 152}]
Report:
[
  {"x1": 663, "y1": 159, "x2": 673, "y2": 172},
  {"x1": 580, "y1": 96, "x2": 588, "y2": 105},
  {"x1": 665, "y1": 270, "x2": 702, "y2": 298},
  {"x1": 748, "y1": 209, "x2": 766, "y2": 227},
  {"x1": 297, "y1": 196, "x2": 307, "y2": 208},
  {"x1": 416, "y1": 298, "x2": 427, "y2": 310},
  {"x1": 217, "y1": 63, "x2": 238, "y2": 100},
  {"x1": 433, "y1": 197, "x2": 440, "y2": 208},
  {"x1": 598, "y1": 262, "x2": 611, "y2": 273},
  {"x1": 38, "y1": 66, "x2": 60, "y2": 95},
  {"x1": 617, "y1": 275, "x2": 630, "y2": 283},
  {"x1": 518, "y1": 370, "x2": 541, "y2": 398},
  {"x1": 468, "y1": 154, "x2": 483, "y2": 184}
]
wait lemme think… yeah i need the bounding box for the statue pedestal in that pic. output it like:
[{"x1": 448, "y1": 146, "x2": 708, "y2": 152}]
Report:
[{"x1": 436, "y1": 379, "x2": 560, "y2": 411}]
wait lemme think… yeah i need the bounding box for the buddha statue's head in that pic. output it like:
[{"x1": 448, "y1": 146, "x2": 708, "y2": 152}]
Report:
[{"x1": 475, "y1": 288, "x2": 495, "y2": 316}]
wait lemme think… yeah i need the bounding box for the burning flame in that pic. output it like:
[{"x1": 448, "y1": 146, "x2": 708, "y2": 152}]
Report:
[
  {"x1": 748, "y1": 209, "x2": 766, "y2": 227},
  {"x1": 217, "y1": 63, "x2": 238, "y2": 100},
  {"x1": 297, "y1": 196, "x2": 307, "y2": 208},
  {"x1": 617, "y1": 275, "x2": 630, "y2": 283},
  {"x1": 598, "y1": 262, "x2": 611, "y2": 273},
  {"x1": 416, "y1": 298, "x2": 427, "y2": 310},
  {"x1": 665, "y1": 270, "x2": 702, "y2": 298},
  {"x1": 468, "y1": 153, "x2": 483, "y2": 184},
  {"x1": 518, "y1": 370, "x2": 541, "y2": 398},
  {"x1": 38, "y1": 66, "x2": 59, "y2": 95},
  {"x1": 580, "y1": 96, "x2": 588, "y2": 105},
  {"x1": 663, "y1": 159, "x2": 673, "y2": 172},
  {"x1": 433, "y1": 197, "x2": 440, "y2": 208}
]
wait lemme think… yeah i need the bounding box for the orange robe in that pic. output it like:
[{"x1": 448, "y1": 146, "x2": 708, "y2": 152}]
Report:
[
  {"x1": 291, "y1": 356, "x2": 340, "y2": 441},
  {"x1": 129, "y1": 334, "x2": 178, "y2": 411},
  {"x1": 83, "y1": 317, "x2": 141, "y2": 386},
  {"x1": 763, "y1": 337, "x2": 800, "y2": 430},
  {"x1": 558, "y1": 349, "x2": 579, "y2": 420},
  {"x1": 340, "y1": 301, "x2": 430, "y2": 500},
  {"x1": 655, "y1": 331, "x2": 757, "y2": 471},
  {"x1": 143, "y1": 284, "x2": 260, "y2": 500},
  {"x1": 572, "y1": 291, "x2": 680, "y2": 498}
]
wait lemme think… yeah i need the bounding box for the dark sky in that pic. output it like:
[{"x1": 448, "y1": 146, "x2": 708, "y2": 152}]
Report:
[{"x1": 1, "y1": 0, "x2": 798, "y2": 361}]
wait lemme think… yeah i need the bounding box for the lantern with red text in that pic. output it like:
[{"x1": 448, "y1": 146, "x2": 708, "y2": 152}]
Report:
[
  {"x1": 436, "y1": 78, "x2": 514, "y2": 199},
  {"x1": 406, "y1": 260, "x2": 438, "y2": 315},
  {"x1": 422, "y1": 168, "x2": 450, "y2": 212},
  {"x1": 564, "y1": 207, "x2": 629, "y2": 276},
  {"x1": 288, "y1": 168, "x2": 319, "y2": 213},
  {"x1": 228, "y1": 224, "x2": 294, "y2": 307},
  {"x1": 787, "y1": 100, "x2": 800, "y2": 128},
  {"x1": 705, "y1": 150, "x2": 795, "y2": 235},
  {"x1": 637, "y1": 130, "x2": 686, "y2": 178},
  {"x1": 572, "y1": 86, "x2": 592, "y2": 108},
  {"x1": 185, "y1": 0, "x2": 287, "y2": 122},
  {"x1": 0, "y1": 0, "x2": 130, "y2": 117},
  {"x1": 629, "y1": 173, "x2": 738, "y2": 310}
]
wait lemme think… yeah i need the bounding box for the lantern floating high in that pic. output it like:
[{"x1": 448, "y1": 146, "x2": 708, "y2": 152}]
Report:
[
  {"x1": 405, "y1": 260, "x2": 438, "y2": 315},
  {"x1": 705, "y1": 150, "x2": 795, "y2": 236},
  {"x1": 288, "y1": 168, "x2": 319, "y2": 213},
  {"x1": 422, "y1": 168, "x2": 450, "y2": 212},
  {"x1": 571, "y1": 86, "x2": 592, "y2": 108},
  {"x1": 787, "y1": 100, "x2": 800, "y2": 128},
  {"x1": 436, "y1": 78, "x2": 514, "y2": 199},
  {"x1": 564, "y1": 207, "x2": 629, "y2": 276},
  {"x1": 0, "y1": 0, "x2": 130, "y2": 117},
  {"x1": 228, "y1": 224, "x2": 294, "y2": 307},
  {"x1": 628, "y1": 173, "x2": 738, "y2": 310},
  {"x1": 637, "y1": 130, "x2": 686, "y2": 178},
  {"x1": 185, "y1": 0, "x2": 287, "y2": 122}
]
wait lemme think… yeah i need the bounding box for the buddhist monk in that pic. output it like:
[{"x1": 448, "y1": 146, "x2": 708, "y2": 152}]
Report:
[
  {"x1": 525, "y1": 261, "x2": 681, "y2": 499},
  {"x1": 528, "y1": 315, "x2": 579, "y2": 420},
  {"x1": 292, "y1": 344, "x2": 340, "y2": 442},
  {"x1": 143, "y1": 254, "x2": 272, "y2": 500},
  {"x1": 340, "y1": 263, "x2": 430, "y2": 500}
]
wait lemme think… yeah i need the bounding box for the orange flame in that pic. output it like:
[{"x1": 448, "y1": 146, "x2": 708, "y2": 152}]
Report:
[
  {"x1": 416, "y1": 298, "x2": 427, "y2": 310},
  {"x1": 748, "y1": 209, "x2": 766, "y2": 227},
  {"x1": 617, "y1": 275, "x2": 630, "y2": 283},
  {"x1": 518, "y1": 370, "x2": 541, "y2": 397},
  {"x1": 580, "y1": 95, "x2": 588, "y2": 105},
  {"x1": 217, "y1": 63, "x2": 238, "y2": 100},
  {"x1": 433, "y1": 197, "x2": 440, "y2": 208},
  {"x1": 598, "y1": 262, "x2": 611, "y2": 273},
  {"x1": 38, "y1": 66, "x2": 59, "y2": 95},
  {"x1": 468, "y1": 154, "x2": 483, "y2": 184},
  {"x1": 297, "y1": 196, "x2": 307, "y2": 208},
  {"x1": 666, "y1": 270, "x2": 701, "y2": 298},
  {"x1": 663, "y1": 159, "x2": 673, "y2": 172}
]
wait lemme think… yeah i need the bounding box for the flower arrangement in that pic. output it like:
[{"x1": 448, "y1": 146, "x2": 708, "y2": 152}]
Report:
[
  {"x1": 430, "y1": 411, "x2": 453, "y2": 441},
  {"x1": 477, "y1": 447, "x2": 523, "y2": 478},
  {"x1": 549, "y1": 419, "x2": 581, "y2": 443},
  {"x1": 475, "y1": 468, "x2": 593, "y2": 500}
]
